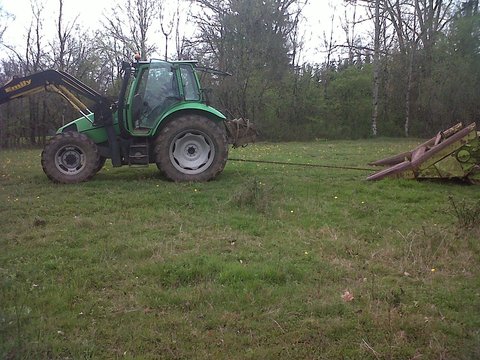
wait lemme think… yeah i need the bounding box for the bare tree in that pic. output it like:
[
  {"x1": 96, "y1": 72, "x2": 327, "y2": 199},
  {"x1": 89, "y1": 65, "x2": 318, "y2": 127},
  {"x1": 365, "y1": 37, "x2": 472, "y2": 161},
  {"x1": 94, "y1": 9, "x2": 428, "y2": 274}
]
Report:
[
  {"x1": 24, "y1": 0, "x2": 46, "y2": 145},
  {"x1": 342, "y1": 0, "x2": 359, "y2": 65},
  {"x1": 371, "y1": 0, "x2": 382, "y2": 136},
  {"x1": 288, "y1": 1, "x2": 308, "y2": 69},
  {"x1": 157, "y1": 0, "x2": 191, "y2": 60},
  {"x1": 382, "y1": 0, "x2": 455, "y2": 136},
  {"x1": 174, "y1": 4, "x2": 191, "y2": 60},
  {"x1": 0, "y1": 5, "x2": 13, "y2": 45},
  {"x1": 317, "y1": 2, "x2": 339, "y2": 99},
  {"x1": 1, "y1": 1, "x2": 45, "y2": 146},
  {"x1": 343, "y1": 0, "x2": 388, "y2": 136},
  {"x1": 51, "y1": 0, "x2": 80, "y2": 72},
  {"x1": 190, "y1": 0, "x2": 296, "y2": 121},
  {"x1": 103, "y1": 0, "x2": 159, "y2": 59},
  {"x1": 159, "y1": 2, "x2": 179, "y2": 60}
]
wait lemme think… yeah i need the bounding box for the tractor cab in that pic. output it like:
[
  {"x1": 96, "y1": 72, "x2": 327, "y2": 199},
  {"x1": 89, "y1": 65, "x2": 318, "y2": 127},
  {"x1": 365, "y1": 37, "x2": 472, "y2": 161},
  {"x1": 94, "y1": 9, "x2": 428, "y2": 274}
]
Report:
[{"x1": 127, "y1": 60, "x2": 203, "y2": 134}]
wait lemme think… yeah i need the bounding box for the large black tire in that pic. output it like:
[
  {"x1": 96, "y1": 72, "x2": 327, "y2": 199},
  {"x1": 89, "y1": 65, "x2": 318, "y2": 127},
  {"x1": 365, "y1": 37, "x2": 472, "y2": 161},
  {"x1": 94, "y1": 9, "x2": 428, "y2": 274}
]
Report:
[
  {"x1": 41, "y1": 132, "x2": 100, "y2": 184},
  {"x1": 154, "y1": 115, "x2": 228, "y2": 182}
]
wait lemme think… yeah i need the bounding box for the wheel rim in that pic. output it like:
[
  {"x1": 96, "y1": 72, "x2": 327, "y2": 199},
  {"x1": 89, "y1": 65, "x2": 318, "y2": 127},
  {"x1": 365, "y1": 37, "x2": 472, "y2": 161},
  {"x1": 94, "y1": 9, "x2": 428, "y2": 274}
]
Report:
[
  {"x1": 54, "y1": 145, "x2": 86, "y2": 175},
  {"x1": 169, "y1": 130, "x2": 215, "y2": 174}
]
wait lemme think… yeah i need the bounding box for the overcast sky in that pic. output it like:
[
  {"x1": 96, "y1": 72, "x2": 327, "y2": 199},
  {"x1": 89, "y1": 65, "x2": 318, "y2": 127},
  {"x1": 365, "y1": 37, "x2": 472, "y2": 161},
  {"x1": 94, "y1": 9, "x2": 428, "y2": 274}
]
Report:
[{"x1": 1, "y1": 0, "x2": 362, "y2": 63}]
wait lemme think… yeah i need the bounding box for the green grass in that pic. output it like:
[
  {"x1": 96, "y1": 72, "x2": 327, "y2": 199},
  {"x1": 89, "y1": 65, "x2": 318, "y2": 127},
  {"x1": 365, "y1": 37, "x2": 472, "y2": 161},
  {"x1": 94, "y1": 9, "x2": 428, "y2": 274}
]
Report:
[{"x1": 1, "y1": 139, "x2": 479, "y2": 359}]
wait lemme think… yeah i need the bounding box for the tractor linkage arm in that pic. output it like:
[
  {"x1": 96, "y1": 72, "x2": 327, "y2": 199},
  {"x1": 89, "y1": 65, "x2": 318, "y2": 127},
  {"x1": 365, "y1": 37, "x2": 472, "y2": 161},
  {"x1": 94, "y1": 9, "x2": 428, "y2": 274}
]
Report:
[{"x1": 0, "y1": 69, "x2": 114, "y2": 125}]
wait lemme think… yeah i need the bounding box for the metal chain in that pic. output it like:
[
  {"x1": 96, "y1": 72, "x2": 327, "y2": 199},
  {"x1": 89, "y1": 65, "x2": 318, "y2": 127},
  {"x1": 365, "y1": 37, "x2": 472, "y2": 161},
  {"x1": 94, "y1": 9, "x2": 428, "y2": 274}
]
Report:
[{"x1": 229, "y1": 158, "x2": 376, "y2": 172}]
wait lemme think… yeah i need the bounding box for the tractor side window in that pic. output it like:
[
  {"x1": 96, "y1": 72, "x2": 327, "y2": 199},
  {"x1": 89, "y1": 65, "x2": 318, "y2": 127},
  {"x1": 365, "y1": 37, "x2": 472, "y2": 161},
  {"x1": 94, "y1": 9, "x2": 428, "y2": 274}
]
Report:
[{"x1": 180, "y1": 65, "x2": 200, "y2": 101}]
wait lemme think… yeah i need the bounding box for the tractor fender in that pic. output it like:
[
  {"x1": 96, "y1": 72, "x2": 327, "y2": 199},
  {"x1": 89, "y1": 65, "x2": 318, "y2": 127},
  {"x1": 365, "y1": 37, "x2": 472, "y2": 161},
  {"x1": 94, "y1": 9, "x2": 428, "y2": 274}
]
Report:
[{"x1": 152, "y1": 103, "x2": 226, "y2": 136}]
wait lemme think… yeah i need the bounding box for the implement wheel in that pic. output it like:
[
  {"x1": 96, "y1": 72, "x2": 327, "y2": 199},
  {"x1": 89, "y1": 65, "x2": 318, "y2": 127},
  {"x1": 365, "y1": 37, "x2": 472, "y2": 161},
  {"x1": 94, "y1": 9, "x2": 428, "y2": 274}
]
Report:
[
  {"x1": 41, "y1": 132, "x2": 99, "y2": 183},
  {"x1": 154, "y1": 115, "x2": 228, "y2": 182}
]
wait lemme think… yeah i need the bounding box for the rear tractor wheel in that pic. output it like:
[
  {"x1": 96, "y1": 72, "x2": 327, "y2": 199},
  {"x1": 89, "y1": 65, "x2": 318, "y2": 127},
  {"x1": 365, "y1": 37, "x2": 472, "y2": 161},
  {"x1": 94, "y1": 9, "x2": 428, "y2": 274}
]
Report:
[
  {"x1": 41, "y1": 132, "x2": 99, "y2": 183},
  {"x1": 154, "y1": 115, "x2": 228, "y2": 182}
]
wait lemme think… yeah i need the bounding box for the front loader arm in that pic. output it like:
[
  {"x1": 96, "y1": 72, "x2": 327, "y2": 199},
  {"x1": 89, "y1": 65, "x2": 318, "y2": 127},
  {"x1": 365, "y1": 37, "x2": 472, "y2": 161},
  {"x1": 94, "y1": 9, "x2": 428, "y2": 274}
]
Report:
[
  {"x1": 1, "y1": 69, "x2": 124, "y2": 167},
  {"x1": 0, "y1": 69, "x2": 113, "y2": 125}
]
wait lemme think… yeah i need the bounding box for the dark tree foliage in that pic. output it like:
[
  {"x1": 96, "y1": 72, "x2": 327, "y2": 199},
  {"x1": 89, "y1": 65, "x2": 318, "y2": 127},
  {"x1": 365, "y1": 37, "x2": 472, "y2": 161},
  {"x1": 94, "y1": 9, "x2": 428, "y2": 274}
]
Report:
[
  {"x1": 190, "y1": 0, "x2": 306, "y2": 139},
  {"x1": 377, "y1": 0, "x2": 480, "y2": 137}
]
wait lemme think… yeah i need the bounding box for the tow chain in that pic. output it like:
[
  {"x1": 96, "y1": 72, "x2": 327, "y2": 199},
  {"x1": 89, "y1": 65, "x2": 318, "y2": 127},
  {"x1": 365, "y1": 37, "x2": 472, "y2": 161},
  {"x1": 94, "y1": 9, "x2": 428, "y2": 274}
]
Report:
[{"x1": 229, "y1": 158, "x2": 376, "y2": 172}]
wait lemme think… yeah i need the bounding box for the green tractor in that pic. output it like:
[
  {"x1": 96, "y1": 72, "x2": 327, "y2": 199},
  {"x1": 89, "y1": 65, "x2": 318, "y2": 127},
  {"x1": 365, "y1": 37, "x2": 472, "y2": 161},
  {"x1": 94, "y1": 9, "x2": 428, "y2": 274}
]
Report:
[{"x1": 0, "y1": 59, "x2": 255, "y2": 183}]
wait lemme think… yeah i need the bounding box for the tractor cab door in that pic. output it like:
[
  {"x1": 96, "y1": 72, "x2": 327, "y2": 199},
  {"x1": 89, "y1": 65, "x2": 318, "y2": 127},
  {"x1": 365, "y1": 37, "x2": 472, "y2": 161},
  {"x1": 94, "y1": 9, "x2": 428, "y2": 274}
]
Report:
[{"x1": 131, "y1": 62, "x2": 180, "y2": 130}]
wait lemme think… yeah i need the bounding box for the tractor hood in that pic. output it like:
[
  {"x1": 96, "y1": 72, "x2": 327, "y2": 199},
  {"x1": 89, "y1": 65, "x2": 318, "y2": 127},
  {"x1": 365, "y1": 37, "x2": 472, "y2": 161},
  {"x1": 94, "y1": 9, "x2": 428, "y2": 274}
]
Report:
[{"x1": 57, "y1": 113, "x2": 119, "y2": 144}]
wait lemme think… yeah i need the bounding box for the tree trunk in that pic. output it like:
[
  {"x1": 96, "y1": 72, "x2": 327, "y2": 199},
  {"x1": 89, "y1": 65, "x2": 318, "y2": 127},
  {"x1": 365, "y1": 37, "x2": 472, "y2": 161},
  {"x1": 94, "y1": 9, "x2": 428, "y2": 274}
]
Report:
[
  {"x1": 404, "y1": 51, "x2": 414, "y2": 137},
  {"x1": 371, "y1": 0, "x2": 381, "y2": 136},
  {"x1": 404, "y1": 25, "x2": 418, "y2": 138}
]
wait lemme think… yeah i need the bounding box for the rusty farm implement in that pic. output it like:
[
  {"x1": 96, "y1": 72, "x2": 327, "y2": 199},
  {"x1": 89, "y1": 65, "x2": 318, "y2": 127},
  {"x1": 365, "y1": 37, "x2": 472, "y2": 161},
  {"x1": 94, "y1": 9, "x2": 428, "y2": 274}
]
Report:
[{"x1": 367, "y1": 123, "x2": 480, "y2": 184}]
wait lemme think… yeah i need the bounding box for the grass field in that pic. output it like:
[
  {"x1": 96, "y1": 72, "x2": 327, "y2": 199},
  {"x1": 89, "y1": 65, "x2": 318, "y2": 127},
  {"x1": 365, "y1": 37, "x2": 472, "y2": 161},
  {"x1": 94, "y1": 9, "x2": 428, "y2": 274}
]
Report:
[{"x1": 1, "y1": 139, "x2": 479, "y2": 359}]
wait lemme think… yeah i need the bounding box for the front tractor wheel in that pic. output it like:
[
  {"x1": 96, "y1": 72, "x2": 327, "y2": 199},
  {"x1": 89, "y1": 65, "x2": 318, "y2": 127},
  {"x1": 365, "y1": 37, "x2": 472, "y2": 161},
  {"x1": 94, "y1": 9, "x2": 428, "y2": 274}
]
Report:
[
  {"x1": 154, "y1": 115, "x2": 228, "y2": 182},
  {"x1": 41, "y1": 132, "x2": 100, "y2": 184}
]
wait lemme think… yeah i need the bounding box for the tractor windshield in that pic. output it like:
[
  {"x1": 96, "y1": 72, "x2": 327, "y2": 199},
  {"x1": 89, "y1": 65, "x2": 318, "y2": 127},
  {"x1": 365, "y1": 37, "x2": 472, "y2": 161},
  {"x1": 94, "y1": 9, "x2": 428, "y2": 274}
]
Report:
[{"x1": 132, "y1": 61, "x2": 179, "y2": 129}]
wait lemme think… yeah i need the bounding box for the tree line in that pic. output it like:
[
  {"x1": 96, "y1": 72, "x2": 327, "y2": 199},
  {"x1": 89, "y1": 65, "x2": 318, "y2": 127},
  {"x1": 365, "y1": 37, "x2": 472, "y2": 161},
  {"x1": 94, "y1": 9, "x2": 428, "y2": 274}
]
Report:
[{"x1": 0, "y1": 0, "x2": 479, "y2": 148}]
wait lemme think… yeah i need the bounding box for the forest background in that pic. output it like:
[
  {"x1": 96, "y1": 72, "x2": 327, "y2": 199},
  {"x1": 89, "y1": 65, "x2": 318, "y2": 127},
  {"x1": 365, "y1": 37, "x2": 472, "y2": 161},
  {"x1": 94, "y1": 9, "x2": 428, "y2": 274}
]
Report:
[{"x1": 0, "y1": 0, "x2": 479, "y2": 148}]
